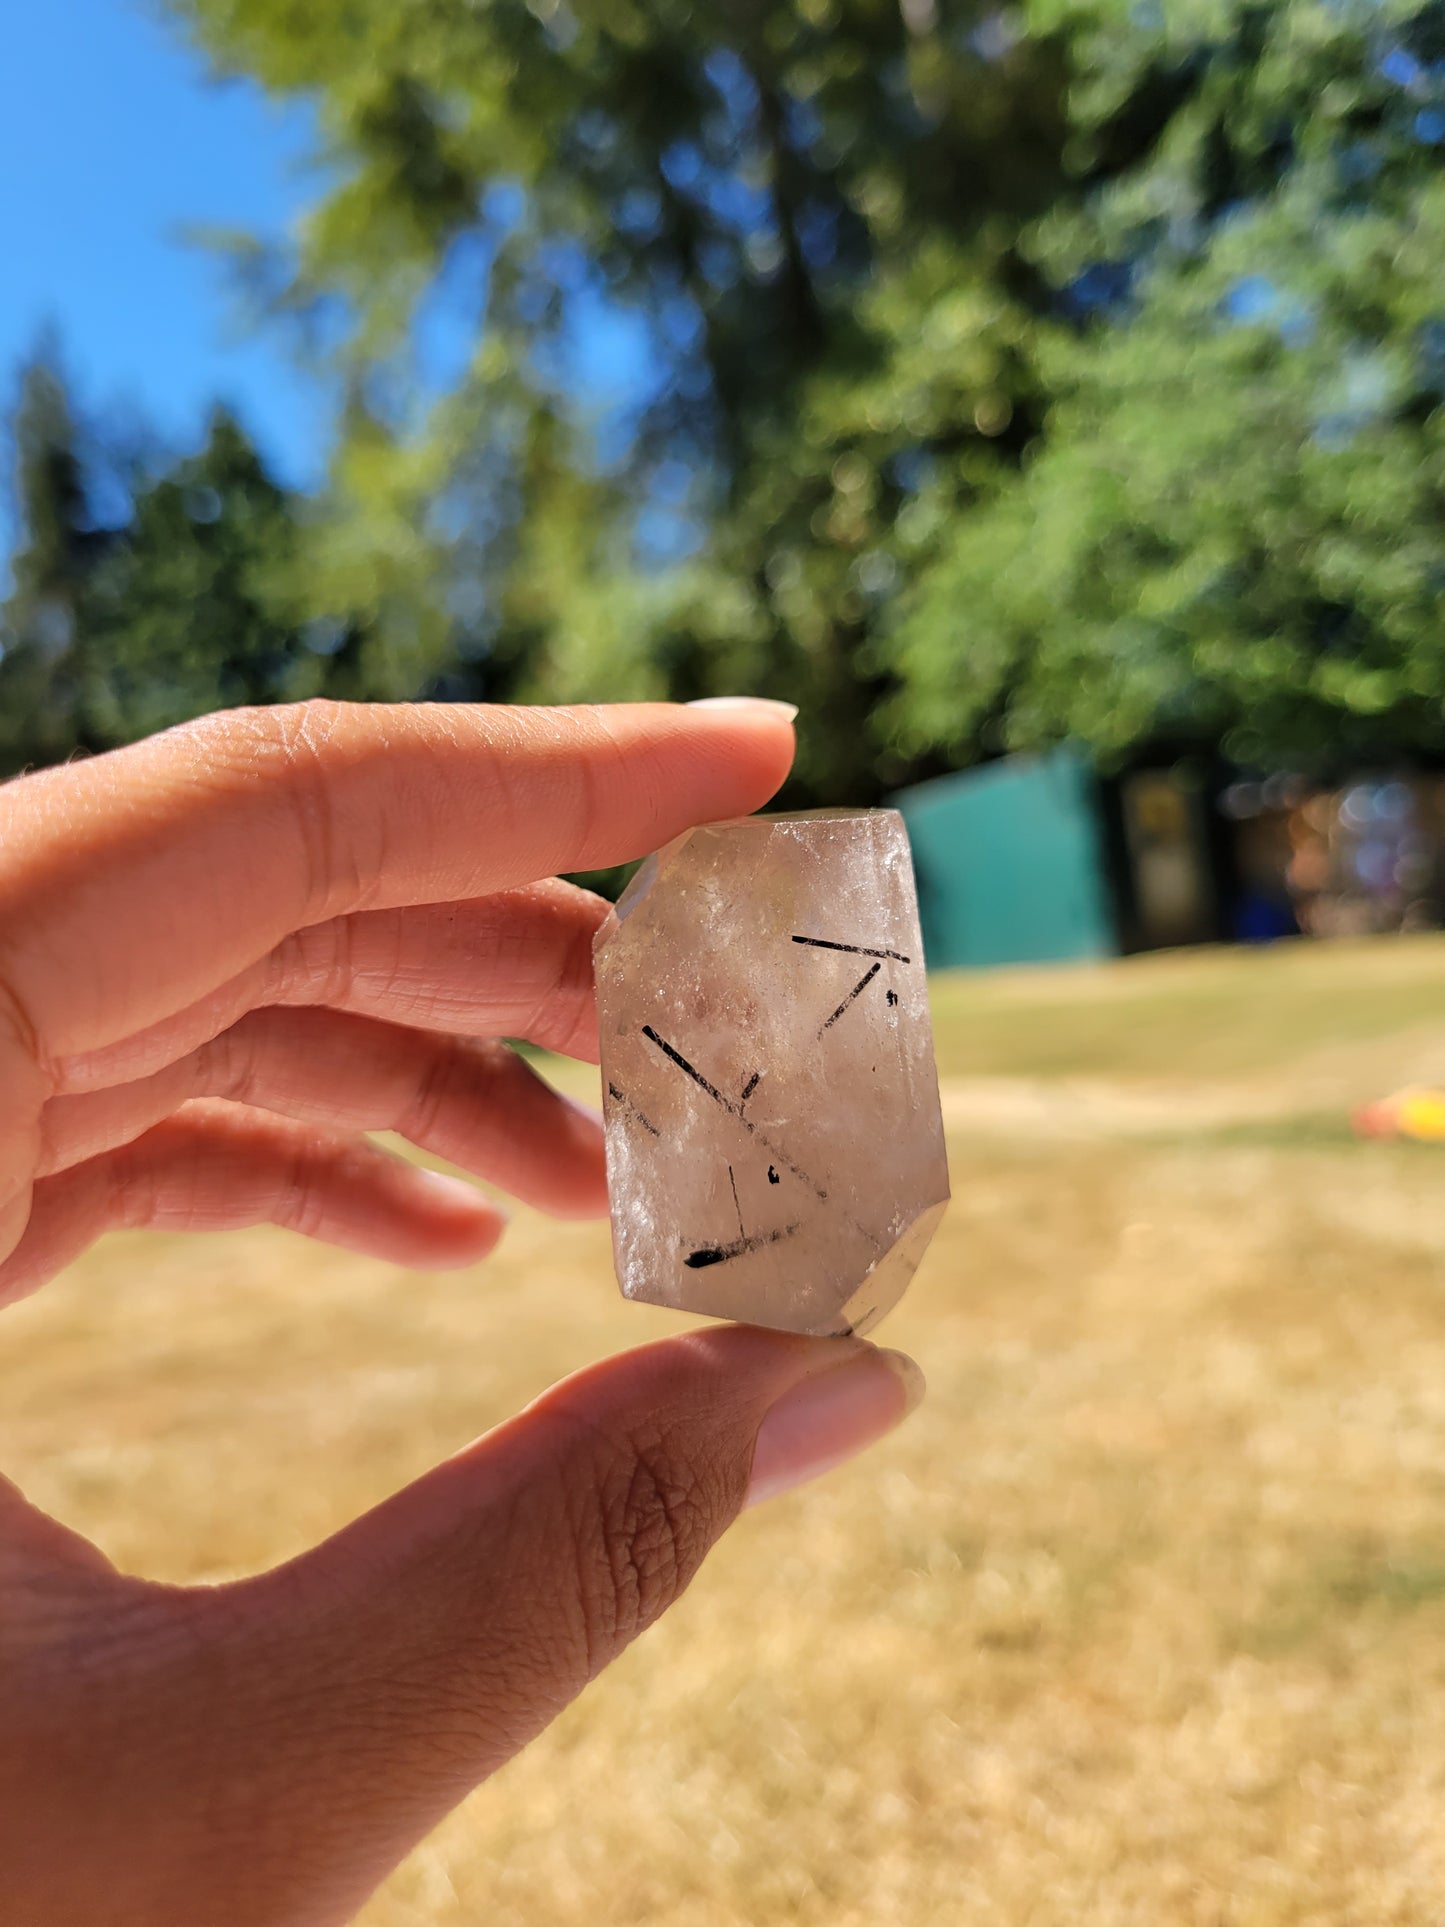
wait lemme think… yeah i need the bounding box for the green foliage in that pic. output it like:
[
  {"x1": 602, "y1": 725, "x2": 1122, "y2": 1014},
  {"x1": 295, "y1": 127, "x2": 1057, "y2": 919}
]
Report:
[
  {"x1": 167, "y1": 0, "x2": 1443, "y2": 790},
  {"x1": 0, "y1": 353, "x2": 114, "y2": 771},
  {"x1": 80, "y1": 408, "x2": 325, "y2": 739},
  {"x1": 7, "y1": 1, "x2": 1440, "y2": 792},
  {"x1": 887, "y1": 0, "x2": 1445, "y2": 775},
  {"x1": 169, "y1": 0, "x2": 1099, "y2": 799},
  {"x1": 0, "y1": 353, "x2": 451, "y2": 777}
]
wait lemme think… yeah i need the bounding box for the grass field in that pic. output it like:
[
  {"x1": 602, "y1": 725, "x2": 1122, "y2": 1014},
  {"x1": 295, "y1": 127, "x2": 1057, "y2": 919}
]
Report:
[{"x1": 9, "y1": 937, "x2": 1445, "y2": 1923}]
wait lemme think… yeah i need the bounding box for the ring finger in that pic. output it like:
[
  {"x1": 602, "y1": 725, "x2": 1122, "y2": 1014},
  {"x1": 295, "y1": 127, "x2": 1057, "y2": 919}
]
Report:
[{"x1": 2, "y1": 1102, "x2": 509, "y2": 1310}]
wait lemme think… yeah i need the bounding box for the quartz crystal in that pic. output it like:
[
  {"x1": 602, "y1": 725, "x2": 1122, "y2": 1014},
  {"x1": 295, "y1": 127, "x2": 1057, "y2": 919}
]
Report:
[{"x1": 595, "y1": 809, "x2": 949, "y2": 1337}]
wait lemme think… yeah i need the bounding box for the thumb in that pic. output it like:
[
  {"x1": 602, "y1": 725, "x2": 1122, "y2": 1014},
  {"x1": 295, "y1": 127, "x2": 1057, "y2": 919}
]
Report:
[{"x1": 156, "y1": 1328, "x2": 920, "y2": 1925}]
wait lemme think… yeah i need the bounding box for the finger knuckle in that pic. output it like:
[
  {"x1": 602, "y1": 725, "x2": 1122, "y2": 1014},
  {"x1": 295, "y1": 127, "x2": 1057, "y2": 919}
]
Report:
[
  {"x1": 580, "y1": 707, "x2": 671, "y2": 850},
  {"x1": 0, "y1": 967, "x2": 42, "y2": 1073},
  {"x1": 182, "y1": 702, "x2": 373, "y2": 923},
  {"x1": 266, "y1": 703, "x2": 365, "y2": 923},
  {"x1": 198, "y1": 1019, "x2": 256, "y2": 1107},
  {"x1": 498, "y1": 881, "x2": 604, "y2": 1057},
  {"x1": 400, "y1": 1040, "x2": 462, "y2": 1141},
  {"x1": 541, "y1": 917, "x2": 601, "y2": 1061},
  {"x1": 571, "y1": 1420, "x2": 724, "y2": 1665},
  {"x1": 106, "y1": 1137, "x2": 161, "y2": 1232},
  {"x1": 273, "y1": 899, "x2": 357, "y2": 1013},
  {"x1": 0, "y1": 970, "x2": 50, "y2": 1144},
  {"x1": 343, "y1": 905, "x2": 411, "y2": 1015}
]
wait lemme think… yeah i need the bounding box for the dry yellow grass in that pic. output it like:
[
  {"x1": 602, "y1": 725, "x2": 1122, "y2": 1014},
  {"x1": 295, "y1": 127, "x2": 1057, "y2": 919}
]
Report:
[{"x1": 9, "y1": 937, "x2": 1445, "y2": 1922}]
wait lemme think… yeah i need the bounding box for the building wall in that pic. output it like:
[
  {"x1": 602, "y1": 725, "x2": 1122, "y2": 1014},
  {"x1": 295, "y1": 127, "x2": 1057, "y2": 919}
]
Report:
[{"x1": 893, "y1": 748, "x2": 1117, "y2": 970}]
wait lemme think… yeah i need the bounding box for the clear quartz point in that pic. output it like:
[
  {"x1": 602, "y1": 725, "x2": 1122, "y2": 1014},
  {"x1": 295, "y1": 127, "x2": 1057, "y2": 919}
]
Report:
[{"x1": 594, "y1": 809, "x2": 950, "y2": 1337}]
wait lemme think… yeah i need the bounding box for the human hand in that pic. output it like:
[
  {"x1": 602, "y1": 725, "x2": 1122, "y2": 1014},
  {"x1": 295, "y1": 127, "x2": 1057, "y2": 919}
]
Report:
[{"x1": 0, "y1": 700, "x2": 924, "y2": 1926}]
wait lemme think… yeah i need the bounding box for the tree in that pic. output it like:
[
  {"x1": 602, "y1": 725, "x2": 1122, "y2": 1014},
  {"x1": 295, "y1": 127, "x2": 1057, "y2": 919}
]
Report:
[
  {"x1": 885, "y1": 0, "x2": 1445, "y2": 775},
  {"x1": 166, "y1": 0, "x2": 1115, "y2": 800},
  {"x1": 0, "y1": 347, "x2": 118, "y2": 773},
  {"x1": 77, "y1": 406, "x2": 321, "y2": 741},
  {"x1": 165, "y1": 0, "x2": 1445, "y2": 794},
  {"x1": 0, "y1": 361, "x2": 448, "y2": 777}
]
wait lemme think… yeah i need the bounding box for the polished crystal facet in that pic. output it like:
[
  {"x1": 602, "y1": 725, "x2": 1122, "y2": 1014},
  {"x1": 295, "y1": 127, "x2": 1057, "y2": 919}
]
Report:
[{"x1": 594, "y1": 810, "x2": 949, "y2": 1337}]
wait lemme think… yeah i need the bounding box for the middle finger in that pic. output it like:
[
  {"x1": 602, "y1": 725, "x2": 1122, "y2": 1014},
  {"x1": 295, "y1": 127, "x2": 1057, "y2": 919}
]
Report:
[
  {"x1": 53, "y1": 879, "x2": 608, "y2": 1096},
  {"x1": 39, "y1": 1007, "x2": 608, "y2": 1218}
]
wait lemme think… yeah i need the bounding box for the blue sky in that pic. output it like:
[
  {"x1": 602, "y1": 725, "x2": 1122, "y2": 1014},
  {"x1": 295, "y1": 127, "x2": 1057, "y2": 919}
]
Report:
[{"x1": 0, "y1": 0, "x2": 330, "y2": 553}]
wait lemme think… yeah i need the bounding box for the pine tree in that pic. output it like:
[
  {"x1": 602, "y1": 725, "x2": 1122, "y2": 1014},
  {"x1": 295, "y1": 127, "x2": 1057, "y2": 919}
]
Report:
[{"x1": 0, "y1": 348, "x2": 115, "y2": 773}]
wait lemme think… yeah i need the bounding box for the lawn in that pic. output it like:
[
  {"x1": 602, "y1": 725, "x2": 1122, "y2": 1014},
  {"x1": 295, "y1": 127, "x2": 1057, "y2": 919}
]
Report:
[{"x1": 8, "y1": 937, "x2": 1445, "y2": 1923}]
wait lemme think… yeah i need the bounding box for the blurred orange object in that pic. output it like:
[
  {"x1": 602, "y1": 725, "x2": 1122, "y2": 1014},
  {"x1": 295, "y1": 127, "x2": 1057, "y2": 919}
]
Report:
[{"x1": 1352, "y1": 1087, "x2": 1445, "y2": 1141}]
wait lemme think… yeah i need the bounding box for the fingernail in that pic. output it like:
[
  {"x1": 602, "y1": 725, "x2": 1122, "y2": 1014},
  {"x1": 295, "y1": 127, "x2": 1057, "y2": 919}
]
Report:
[
  {"x1": 745, "y1": 1347, "x2": 924, "y2": 1509},
  {"x1": 687, "y1": 696, "x2": 799, "y2": 723}
]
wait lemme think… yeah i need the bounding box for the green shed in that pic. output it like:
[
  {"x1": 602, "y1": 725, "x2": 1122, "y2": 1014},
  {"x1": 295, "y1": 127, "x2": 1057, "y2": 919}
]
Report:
[{"x1": 892, "y1": 747, "x2": 1116, "y2": 969}]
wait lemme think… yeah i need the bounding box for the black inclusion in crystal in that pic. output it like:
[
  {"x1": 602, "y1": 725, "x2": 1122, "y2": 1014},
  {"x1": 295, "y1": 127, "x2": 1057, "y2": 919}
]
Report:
[
  {"x1": 685, "y1": 1224, "x2": 799, "y2": 1268},
  {"x1": 819, "y1": 961, "x2": 881, "y2": 1035},
  {"x1": 792, "y1": 934, "x2": 911, "y2": 963}
]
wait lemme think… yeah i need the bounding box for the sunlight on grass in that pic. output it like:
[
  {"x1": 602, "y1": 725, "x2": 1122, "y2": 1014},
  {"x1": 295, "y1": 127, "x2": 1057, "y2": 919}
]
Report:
[
  {"x1": 928, "y1": 933, "x2": 1445, "y2": 1081},
  {"x1": 7, "y1": 937, "x2": 1445, "y2": 1921}
]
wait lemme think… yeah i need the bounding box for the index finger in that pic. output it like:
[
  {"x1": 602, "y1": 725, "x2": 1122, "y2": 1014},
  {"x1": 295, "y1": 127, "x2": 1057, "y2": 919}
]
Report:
[{"x1": 0, "y1": 699, "x2": 795, "y2": 1060}]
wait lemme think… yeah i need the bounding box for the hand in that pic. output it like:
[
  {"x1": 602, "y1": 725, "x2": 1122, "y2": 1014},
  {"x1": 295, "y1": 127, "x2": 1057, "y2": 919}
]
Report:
[{"x1": 0, "y1": 699, "x2": 924, "y2": 1926}]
